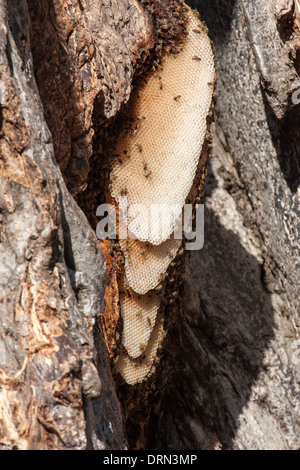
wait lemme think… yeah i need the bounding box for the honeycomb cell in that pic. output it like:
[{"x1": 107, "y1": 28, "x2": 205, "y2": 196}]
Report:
[{"x1": 110, "y1": 11, "x2": 215, "y2": 245}]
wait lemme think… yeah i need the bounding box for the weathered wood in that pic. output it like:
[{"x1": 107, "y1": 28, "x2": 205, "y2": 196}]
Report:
[
  {"x1": 0, "y1": 0, "x2": 299, "y2": 451},
  {"x1": 27, "y1": 0, "x2": 153, "y2": 196},
  {"x1": 0, "y1": 0, "x2": 127, "y2": 450},
  {"x1": 142, "y1": 0, "x2": 300, "y2": 451}
]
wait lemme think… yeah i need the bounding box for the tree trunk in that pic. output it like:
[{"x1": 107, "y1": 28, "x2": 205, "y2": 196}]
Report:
[
  {"x1": 0, "y1": 0, "x2": 131, "y2": 450},
  {"x1": 0, "y1": 0, "x2": 299, "y2": 451},
  {"x1": 144, "y1": 0, "x2": 300, "y2": 450}
]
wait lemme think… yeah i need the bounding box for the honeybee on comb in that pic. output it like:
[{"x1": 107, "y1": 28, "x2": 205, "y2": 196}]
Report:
[{"x1": 101, "y1": 5, "x2": 215, "y2": 386}]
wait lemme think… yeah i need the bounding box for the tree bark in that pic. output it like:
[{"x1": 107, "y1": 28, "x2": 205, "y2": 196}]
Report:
[
  {"x1": 143, "y1": 0, "x2": 300, "y2": 451},
  {"x1": 0, "y1": 0, "x2": 129, "y2": 450},
  {"x1": 0, "y1": 0, "x2": 299, "y2": 451}
]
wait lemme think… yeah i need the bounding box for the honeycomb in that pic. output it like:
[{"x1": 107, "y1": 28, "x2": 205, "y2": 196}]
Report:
[
  {"x1": 110, "y1": 10, "x2": 215, "y2": 245},
  {"x1": 108, "y1": 7, "x2": 215, "y2": 386},
  {"x1": 120, "y1": 282, "x2": 162, "y2": 359},
  {"x1": 119, "y1": 236, "x2": 181, "y2": 295},
  {"x1": 115, "y1": 311, "x2": 166, "y2": 386}
]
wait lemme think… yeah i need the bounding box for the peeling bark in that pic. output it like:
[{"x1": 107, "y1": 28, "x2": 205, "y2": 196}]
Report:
[
  {"x1": 0, "y1": 0, "x2": 126, "y2": 450},
  {"x1": 0, "y1": 0, "x2": 299, "y2": 452},
  {"x1": 27, "y1": 0, "x2": 153, "y2": 196},
  {"x1": 141, "y1": 0, "x2": 300, "y2": 451}
]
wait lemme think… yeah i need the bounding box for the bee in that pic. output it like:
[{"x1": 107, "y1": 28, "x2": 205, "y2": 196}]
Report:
[
  {"x1": 120, "y1": 186, "x2": 128, "y2": 196},
  {"x1": 174, "y1": 95, "x2": 181, "y2": 102},
  {"x1": 137, "y1": 116, "x2": 146, "y2": 126},
  {"x1": 192, "y1": 56, "x2": 201, "y2": 62},
  {"x1": 156, "y1": 40, "x2": 163, "y2": 54},
  {"x1": 136, "y1": 144, "x2": 143, "y2": 153},
  {"x1": 192, "y1": 29, "x2": 201, "y2": 34},
  {"x1": 158, "y1": 273, "x2": 168, "y2": 283},
  {"x1": 147, "y1": 318, "x2": 152, "y2": 327},
  {"x1": 143, "y1": 161, "x2": 152, "y2": 179}
]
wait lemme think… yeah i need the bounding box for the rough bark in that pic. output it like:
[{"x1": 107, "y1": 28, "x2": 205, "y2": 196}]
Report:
[
  {"x1": 0, "y1": 0, "x2": 127, "y2": 450},
  {"x1": 27, "y1": 0, "x2": 153, "y2": 196},
  {"x1": 0, "y1": 0, "x2": 299, "y2": 452},
  {"x1": 143, "y1": 0, "x2": 300, "y2": 451}
]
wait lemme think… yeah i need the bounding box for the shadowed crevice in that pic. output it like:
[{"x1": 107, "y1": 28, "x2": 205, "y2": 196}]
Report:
[
  {"x1": 186, "y1": 0, "x2": 238, "y2": 45},
  {"x1": 261, "y1": 87, "x2": 300, "y2": 194},
  {"x1": 145, "y1": 158, "x2": 276, "y2": 450}
]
